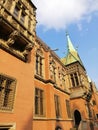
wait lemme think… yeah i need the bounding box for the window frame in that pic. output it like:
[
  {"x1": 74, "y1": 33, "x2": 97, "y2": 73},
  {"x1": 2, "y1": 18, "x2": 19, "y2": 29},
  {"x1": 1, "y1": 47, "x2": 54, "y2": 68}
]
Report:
[
  {"x1": 66, "y1": 99, "x2": 71, "y2": 118},
  {"x1": 35, "y1": 49, "x2": 44, "y2": 77},
  {"x1": 20, "y1": 11, "x2": 25, "y2": 24},
  {"x1": 34, "y1": 87, "x2": 45, "y2": 117},
  {"x1": 0, "y1": 74, "x2": 16, "y2": 111},
  {"x1": 70, "y1": 72, "x2": 79, "y2": 87},
  {"x1": 13, "y1": 5, "x2": 20, "y2": 17},
  {"x1": 50, "y1": 60, "x2": 56, "y2": 82},
  {"x1": 54, "y1": 95, "x2": 61, "y2": 118},
  {"x1": 13, "y1": 3, "x2": 26, "y2": 25}
]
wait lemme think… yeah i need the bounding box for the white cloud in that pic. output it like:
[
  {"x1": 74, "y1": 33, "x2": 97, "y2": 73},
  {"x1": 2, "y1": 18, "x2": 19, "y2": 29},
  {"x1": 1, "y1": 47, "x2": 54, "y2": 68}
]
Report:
[{"x1": 32, "y1": 0, "x2": 98, "y2": 30}]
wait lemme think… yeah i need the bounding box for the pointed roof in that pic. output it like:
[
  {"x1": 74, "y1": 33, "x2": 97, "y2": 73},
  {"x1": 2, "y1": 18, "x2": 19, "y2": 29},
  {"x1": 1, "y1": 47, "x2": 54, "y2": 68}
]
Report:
[
  {"x1": 66, "y1": 32, "x2": 76, "y2": 52},
  {"x1": 61, "y1": 32, "x2": 84, "y2": 68}
]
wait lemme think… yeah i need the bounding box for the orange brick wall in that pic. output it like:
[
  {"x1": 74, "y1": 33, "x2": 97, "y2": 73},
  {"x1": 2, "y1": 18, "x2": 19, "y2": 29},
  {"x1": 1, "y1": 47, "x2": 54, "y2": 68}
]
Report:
[{"x1": 0, "y1": 49, "x2": 34, "y2": 130}]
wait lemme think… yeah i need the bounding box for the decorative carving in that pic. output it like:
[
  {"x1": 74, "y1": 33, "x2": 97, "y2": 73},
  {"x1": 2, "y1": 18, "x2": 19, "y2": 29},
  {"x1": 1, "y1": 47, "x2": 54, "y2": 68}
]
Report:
[
  {"x1": 49, "y1": 57, "x2": 56, "y2": 81},
  {"x1": 0, "y1": 0, "x2": 5, "y2": 4},
  {"x1": 12, "y1": 19, "x2": 17, "y2": 27},
  {"x1": 3, "y1": 12, "x2": 8, "y2": 19},
  {"x1": 7, "y1": 30, "x2": 20, "y2": 46},
  {"x1": 83, "y1": 90, "x2": 92, "y2": 102},
  {"x1": 6, "y1": 0, "x2": 12, "y2": 10},
  {"x1": 23, "y1": 43, "x2": 33, "y2": 57},
  {"x1": 0, "y1": 0, "x2": 5, "y2": 9},
  {"x1": 20, "y1": 26, "x2": 25, "y2": 33}
]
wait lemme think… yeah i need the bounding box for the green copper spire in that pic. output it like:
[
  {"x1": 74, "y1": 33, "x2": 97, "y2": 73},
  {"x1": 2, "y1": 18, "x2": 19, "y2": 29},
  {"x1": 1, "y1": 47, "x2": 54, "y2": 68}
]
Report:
[
  {"x1": 61, "y1": 32, "x2": 84, "y2": 68},
  {"x1": 66, "y1": 32, "x2": 76, "y2": 52}
]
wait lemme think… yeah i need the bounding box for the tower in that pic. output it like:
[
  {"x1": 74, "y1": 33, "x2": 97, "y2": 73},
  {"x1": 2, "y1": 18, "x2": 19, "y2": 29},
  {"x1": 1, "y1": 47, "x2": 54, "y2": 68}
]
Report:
[
  {"x1": 61, "y1": 33, "x2": 93, "y2": 129},
  {"x1": 61, "y1": 33, "x2": 91, "y2": 95}
]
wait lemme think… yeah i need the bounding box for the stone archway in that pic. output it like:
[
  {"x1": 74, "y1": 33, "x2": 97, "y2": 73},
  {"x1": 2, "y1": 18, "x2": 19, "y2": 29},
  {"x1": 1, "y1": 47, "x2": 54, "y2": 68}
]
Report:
[{"x1": 74, "y1": 110, "x2": 81, "y2": 129}]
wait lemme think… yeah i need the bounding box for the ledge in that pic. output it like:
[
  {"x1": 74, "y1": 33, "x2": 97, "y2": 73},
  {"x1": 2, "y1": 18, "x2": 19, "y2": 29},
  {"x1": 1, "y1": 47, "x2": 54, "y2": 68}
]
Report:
[
  {"x1": 33, "y1": 117, "x2": 73, "y2": 121},
  {"x1": 35, "y1": 74, "x2": 70, "y2": 95},
  {"x1": 0, "y1": 41, "x2": 26, "y2": 62}
]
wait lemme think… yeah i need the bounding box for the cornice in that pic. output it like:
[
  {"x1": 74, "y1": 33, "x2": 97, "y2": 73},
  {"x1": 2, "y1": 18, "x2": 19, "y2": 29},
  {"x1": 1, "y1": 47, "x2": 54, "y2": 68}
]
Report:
[{"x1": 34, "y1": 74, "x2": 70, "y2": 95}]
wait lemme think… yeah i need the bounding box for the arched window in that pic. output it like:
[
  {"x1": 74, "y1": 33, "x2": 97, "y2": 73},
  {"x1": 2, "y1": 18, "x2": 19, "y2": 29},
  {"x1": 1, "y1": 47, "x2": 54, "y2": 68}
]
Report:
[{"x1": 36, "y1": 49, "x2": 44, "y2": 77}]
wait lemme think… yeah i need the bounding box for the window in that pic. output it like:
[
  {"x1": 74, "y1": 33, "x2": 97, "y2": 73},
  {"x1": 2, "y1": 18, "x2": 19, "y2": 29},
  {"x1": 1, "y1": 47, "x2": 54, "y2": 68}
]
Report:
[
  {"x1": 53, "y1": 65, "x2": 56, "y2": 82},
  {"x1": 58, "y1": 67, "x2": 66, "y2": 88},
  {"x1": 62, "y1": 76, "x2": 66, "y2": 88},
  {"x1": 20, "y1": 12, "x2": 25, "y2": 24},
  {"x1": 54, "y1": 95, "x2": 61, "y2": 118},
  {"x1": 36, "y1": 54, "x2": 43, "y2": 76},
  {"x1": 36, "y1": 49, "x2": 43, "y2": 76},
  {"x1": 28, "y1": 18, "x2": 31, "y2": 30},
  {"x1": 50, "y1": 60, "x2": 56, "y2": 82},
  {"x1": 0, "y1": 74, "x2": 16, "y2": 111},
  {"x1": 13, "y1": 6, "x2": 20, "y2": 17},
  {"x1": 70, "y1": 74, "x2": 75, "y2": 87},
  {"x1": 70, "y1": 72, "x2": 79, "y2": 87},
  {"x1": 66, "y1": 100, "x2": 71, "y2": 118},
  {"x1": 13, "y1": 3, "x2": 26, "y2": 25},
  {"x1": 58, "y1": 67, "x2": 62, "y2": 87},
  {"x1": 35, "y1": 88, "x2": 44, "y2": 116},
  {"x1": 0, "y1": 125, "x2": 14, "y2": 130},
  {"x1": 74, "y1": 73, "x2": 79, "y2": 86}
]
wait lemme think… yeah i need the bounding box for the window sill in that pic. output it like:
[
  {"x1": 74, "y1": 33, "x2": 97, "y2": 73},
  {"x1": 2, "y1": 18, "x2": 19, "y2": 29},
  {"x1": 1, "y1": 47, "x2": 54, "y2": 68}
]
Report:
[
  {"x1": 0, "y1": 108, "x2": 14, "y2": 113},
  {"x1": 33, "y1": 116, "x2": 46, "y2": 120},
  {"x1": 35, "y1": 74, "x2": 44, "y2": 81}
]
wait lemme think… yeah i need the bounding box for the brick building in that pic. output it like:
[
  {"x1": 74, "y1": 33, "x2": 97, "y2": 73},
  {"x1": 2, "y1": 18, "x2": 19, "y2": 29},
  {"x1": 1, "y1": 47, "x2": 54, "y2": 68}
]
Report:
[{"x1": 0, "y1": 0, "x2": 98, "y2": 130}]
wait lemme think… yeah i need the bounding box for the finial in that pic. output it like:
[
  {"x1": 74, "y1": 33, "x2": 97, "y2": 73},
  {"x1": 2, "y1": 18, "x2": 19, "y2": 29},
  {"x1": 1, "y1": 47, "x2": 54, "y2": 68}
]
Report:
[{"x1": 66, "y1": 31, "x2": 69, "y2": 36}]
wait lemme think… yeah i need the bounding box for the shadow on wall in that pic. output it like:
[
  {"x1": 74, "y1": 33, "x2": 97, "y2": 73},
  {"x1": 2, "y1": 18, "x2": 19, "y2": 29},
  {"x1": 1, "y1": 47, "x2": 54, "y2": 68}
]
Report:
[
  {"x1": 90, "y1": 122, "x2": 94, "y2": 130},
  {"x1": 22, "y1": 115, "x2": 33, "y2": 130},
  {"x1": 55, "y1": 126, "x2": 62, "y2": 130},
  {"x1": 27, "y1": 51, "x2": 32, "y2": 63},
  {"x1": 55, "y1": 120, "x2": 63, "y2": 130}
]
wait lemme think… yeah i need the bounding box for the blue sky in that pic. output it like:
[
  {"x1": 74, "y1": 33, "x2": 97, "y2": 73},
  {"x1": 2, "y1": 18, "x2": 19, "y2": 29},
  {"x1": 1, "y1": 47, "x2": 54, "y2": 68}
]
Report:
[{"x1": 32, "y1": 0, "x2": 98, "y2": 87}]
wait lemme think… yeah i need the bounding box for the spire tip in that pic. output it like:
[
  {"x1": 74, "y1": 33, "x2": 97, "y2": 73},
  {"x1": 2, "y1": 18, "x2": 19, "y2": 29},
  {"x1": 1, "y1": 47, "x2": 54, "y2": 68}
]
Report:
[{"x1": 66, "y1": 31, "x2": 69, "y2": 36}]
